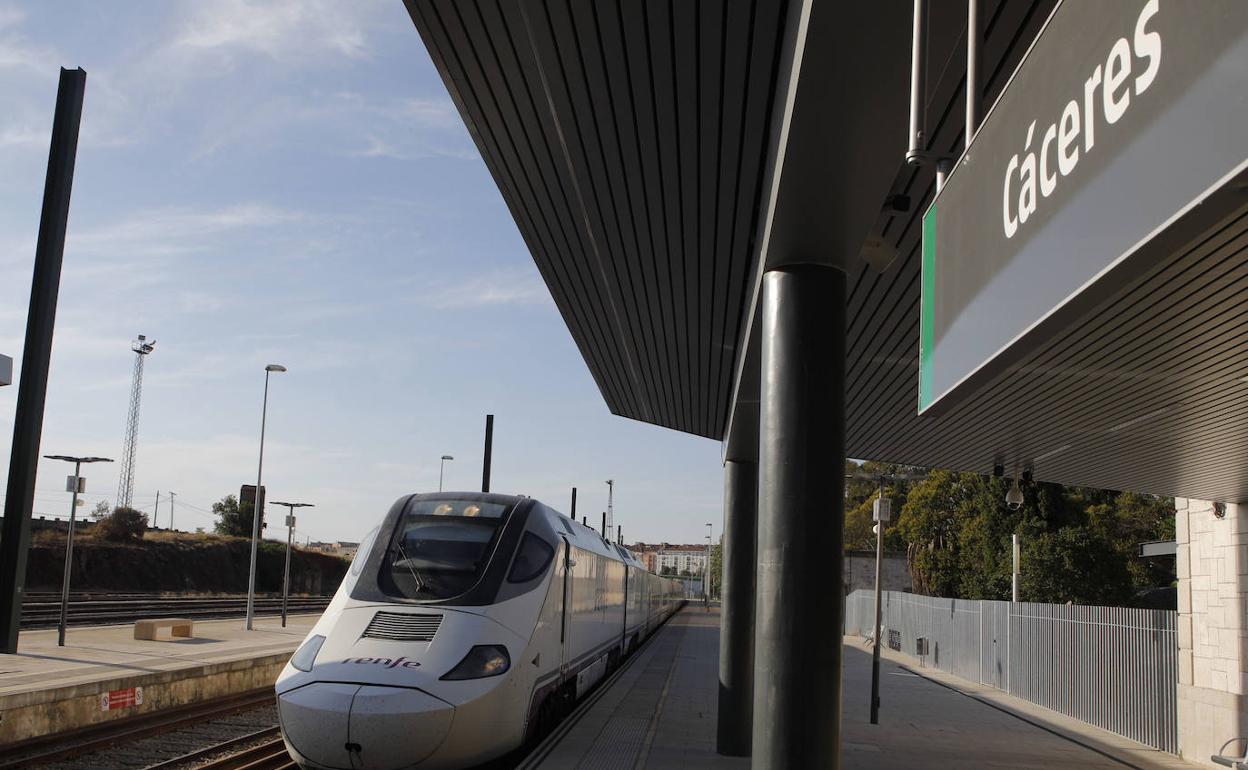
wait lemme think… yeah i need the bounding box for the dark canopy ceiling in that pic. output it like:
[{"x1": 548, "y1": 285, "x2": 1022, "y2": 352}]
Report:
[{"x1": 408, "y1": 0, "x2": 1248, "y2": 503}]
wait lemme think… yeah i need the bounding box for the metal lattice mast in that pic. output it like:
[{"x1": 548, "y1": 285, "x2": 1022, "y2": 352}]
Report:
[
  {"x1": 115, "y1": 335, "x2": 155, "y2": 508},
  {"x1": 605, "y1": 479, "x2": 614, "y2": 537}
]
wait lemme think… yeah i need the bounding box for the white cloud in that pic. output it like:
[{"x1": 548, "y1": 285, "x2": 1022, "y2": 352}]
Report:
[
  {"x1": 0, "y1": 5, "x2": 56, "y2": 72},
  {"x1": 68, "y1": 203, "x2": 303, "y2": 258},
  {"x1": 422, "y1": 268, "x2": 553, "y2": 310},
  {"x1": 172, "y1": 0, "x2": 376, "y2": 64},
  {"x1": 0, "y1": 124, "x2": 40, "y2": 147}
]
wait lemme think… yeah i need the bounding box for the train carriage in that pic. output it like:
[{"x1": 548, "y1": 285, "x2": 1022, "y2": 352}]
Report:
[{"x1": 275, "y1": 493, "x2": 683, "y2": 770}]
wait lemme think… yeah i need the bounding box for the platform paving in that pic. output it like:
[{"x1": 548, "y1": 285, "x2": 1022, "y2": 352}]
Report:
[
  {"x1": 0, "y1": 615, "x2": 317, "y2": 744},
  {"x1": 0, "y1": 615, "x2": 317, "y2": 696},
  {"x1": 534, "y1": 605, "x2": 1200, "y2": 769}
]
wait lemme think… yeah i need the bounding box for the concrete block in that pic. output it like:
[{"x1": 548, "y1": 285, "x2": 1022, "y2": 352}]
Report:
[
  {"x1": 1175, "y1": 497, "x2": 1190, "y2": 512},
  {"x1": 1179, "y1": 614, "x2": 1194, "y2": 649},
  {"x1": 1195, "y1": 656, "x2": 1213, "y2": 689},
  {"x1": 1179, "y1": 650, "x2": 1194, "y2": 685},
  {"x1": 1177, "y1": 544, "x2": 1191, "y2": 579}
]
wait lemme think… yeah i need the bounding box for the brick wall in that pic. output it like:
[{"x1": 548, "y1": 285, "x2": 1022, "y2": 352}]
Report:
[{"x1": 1176, "y1": 497, "x2": 1248, "y2": 766}]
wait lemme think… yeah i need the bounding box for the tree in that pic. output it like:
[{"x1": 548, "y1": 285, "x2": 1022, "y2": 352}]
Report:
[
  {"x1": 660, "y1": 565, "x2": 675, "y2": 576},
  {"x1": 891, "y1": 466, "x2": 1175, "y2": 606},
  {"x1": 213, "y1": 494, "x2": 259, "y2": 537},
  {"x1": 708, "y1": 541, "x2": 723, "y2": 597},
  {"x1": 91, "y1": 500, "x2": 111, "y2": 520},
  {"x1": 96, "y1": 506, "x2": 148, "y2": 541}
]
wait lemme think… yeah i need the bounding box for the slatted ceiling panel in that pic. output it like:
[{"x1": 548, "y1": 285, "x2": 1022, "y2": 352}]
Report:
[
  {"x1": 529, "y1": 0, "x2": 675, "y2": 427},
  {"x1": 410, "y1": 0, "x2": 641, "y2": 420},
  {"x1": 713, "y1": 1, "x2": 784, "y2": 435},
  {"x1": 408, "y1": 0, "x2": 789, "y2": 439},
  {"x1": 416, "y1": 0, "x2": 638, "y2": 419}
]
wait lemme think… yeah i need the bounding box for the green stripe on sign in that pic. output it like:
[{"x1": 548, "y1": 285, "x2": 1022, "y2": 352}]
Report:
[{"x1": 919, "y1": 205, "x2": 936, "y2": 412}]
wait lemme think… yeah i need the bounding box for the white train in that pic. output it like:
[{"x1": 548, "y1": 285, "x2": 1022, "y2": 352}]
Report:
[{"x1": 275, "y1": 493, "x2": 684, "y2": 769}]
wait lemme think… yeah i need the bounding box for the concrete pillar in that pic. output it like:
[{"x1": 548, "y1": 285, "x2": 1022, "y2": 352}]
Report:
[
  {"x1": 753, "y1": 265, "x2": 846, "y2": 768},
  {"x1": 1175, "y1": 498, "x2": 1248, "y2": 767},
  {"x1": 718, "y1": 457, "x2": 757, "y2": 756}
]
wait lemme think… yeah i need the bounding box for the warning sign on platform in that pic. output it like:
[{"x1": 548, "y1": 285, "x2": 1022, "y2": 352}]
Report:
[{"x1": 99, "y1": 686, "x2": 143, "y2": 711}]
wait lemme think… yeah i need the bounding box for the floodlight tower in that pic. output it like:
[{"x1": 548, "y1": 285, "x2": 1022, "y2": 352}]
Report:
[
  {"x1": 604, "y1": 479, "x2": 614, "y2": 536},
  {"x1": 115, "y1": 335, "x2": 155, "y2": 509}
]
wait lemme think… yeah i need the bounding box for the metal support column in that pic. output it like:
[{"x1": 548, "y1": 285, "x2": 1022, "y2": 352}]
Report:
[
  {"x1": 717, "y1": 457, "x2": 757, "y2": 757},
  {"x1": 754, "y1": 265, "x2": 846, "y2": 768},
  {"x1": 0, "y1": 68, "x2": 86, "y2": 653}
]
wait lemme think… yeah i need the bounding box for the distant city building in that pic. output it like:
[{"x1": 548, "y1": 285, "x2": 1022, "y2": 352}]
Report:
[
  {"x1": 307, "y1": 540, "x2": 360, "y2": 560},
  {"x1": 629, "y1": 542, "x2": 707, "y2": 576}
]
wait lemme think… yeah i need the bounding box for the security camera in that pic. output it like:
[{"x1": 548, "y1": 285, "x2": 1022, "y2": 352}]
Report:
[{"x1": 1006, "y1": 478, "x2": 1024, "y2": 510}]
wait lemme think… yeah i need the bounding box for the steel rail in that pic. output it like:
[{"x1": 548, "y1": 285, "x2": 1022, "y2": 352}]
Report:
[{"x1": 142, "y1": 727, "x2": 281, "y2": 770}]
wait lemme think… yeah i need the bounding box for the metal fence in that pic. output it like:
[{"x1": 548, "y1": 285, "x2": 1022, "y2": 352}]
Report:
[{"x1": 845, "y1": 590, "x2": 1178, "y2": 753}]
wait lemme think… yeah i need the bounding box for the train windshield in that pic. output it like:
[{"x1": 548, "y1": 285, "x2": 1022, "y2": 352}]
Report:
[{"x1": 379, "y1": 499, "x2": 510, "y2": 601}]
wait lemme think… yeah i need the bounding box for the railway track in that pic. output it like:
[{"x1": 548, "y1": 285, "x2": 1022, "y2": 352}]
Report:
[
  {"x1": 18, "y1": 594, "x2": 332, "y2": 629},
  {"x1": 145, "y1": 728, "x2": 294, "y2": 770},
  {"x1": 0, "y1": 689, "x2": 276, "y2": 770}
]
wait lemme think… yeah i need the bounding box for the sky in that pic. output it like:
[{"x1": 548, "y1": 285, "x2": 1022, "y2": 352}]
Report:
[{"x1": 0, "y1": 0, "x2": 724, "y2": 547}]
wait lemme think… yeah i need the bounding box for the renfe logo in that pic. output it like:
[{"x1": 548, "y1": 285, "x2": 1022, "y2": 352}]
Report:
[
  {"x1": 1002, "y1": 0, "x2": 1161, "y2": 239},
  {"x1": 343, "y1": 656, "x2": 421, "y2": 670}
]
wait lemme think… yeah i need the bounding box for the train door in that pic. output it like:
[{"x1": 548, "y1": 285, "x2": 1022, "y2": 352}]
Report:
[
  {"x1": 621, "y1": 567, "x2": 629, "y2": 651},
  {"x1": 560, "y1": 537, "x2": 573, "y2": 674}
]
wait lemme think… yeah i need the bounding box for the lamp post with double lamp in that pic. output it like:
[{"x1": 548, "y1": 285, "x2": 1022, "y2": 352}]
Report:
[
  {"x1": 271, "y1": 500, "x2": 314, "y2": 627},
  {"x1": 847, "y1": 468, "x2": 926, "y2": 725},
  {"x1": 438, "y1": 455, "x2": 453, "y2": 492},
  {"x1": 704, "y1": 522, "x2": 712, "y2": 606},
  {"x1": 43, "y1": 454, "x2": 112, "y2": 646},
  {"x1": 246, "y1": 364, "x2": 286, "y2": 631}
]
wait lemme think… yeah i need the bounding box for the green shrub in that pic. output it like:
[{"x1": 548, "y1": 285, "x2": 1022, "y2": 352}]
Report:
[{"x1": 96, "y1": 507, "x2": 149, "y2": 542}]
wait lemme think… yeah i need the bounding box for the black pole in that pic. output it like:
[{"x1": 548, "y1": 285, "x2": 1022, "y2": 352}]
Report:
[
  {"x1": 600, "y1": 511, "x2": 606, "y2": 538},
  {"x1": 718, "y1": 457, "x2": 758, "y2": 756},
  {"x1": 481, "y1": 414, "x2": 494, "y2": 493},
  {"x1": 617, "y1": 524, "x2": 621, "y2": 545},
  {"x1": 571, "y1": 487, "x2": 577, "y2": 518},
  {"x1": 0, "y1": 68, "x2": 86, "y2": 654},
  {"x1": 582, "y1": 516, "x2": 587, "y2": 526},
  {"x1": 870, "y1": 476, "x2": 885, "y2": 724},
  {"x1": 754, "y1": 265, "x2": 845, "y2": 768}
]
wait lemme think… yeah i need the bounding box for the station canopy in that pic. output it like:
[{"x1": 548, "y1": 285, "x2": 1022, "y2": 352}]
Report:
[{"x1": 405, "y1": 0, "x2": 1248, "y2": 504}]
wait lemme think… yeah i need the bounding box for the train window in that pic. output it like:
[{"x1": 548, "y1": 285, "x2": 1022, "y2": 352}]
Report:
[
  {"x1": 351, "y1": 527, "x2": 380, "y2": 577},
  {"x1": 507, "y1": 533, "x2": 554, "y2": 583},
  {"x1": 380, "y1": 501, "x2": 510, "y2": 600}
]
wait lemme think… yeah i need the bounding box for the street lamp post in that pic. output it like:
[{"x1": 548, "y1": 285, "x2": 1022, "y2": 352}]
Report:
[
  {"x1": 848, "y1": 468, "x2": 926, "y2": 725},
  {"x1": 705, "y1": 522, "x2": 712, "y2": 606},
  {"x1": 44, "y1": 454, "x2": 112, "y2": 646},
  {"x1": 438, "y1": 455, "x2": 453, "y2": 492},
  {"x1": 271, "y1": 500, "x2": 314, "y2": 627},
  {"x1": 246, "y1": 364, "x2": 285, "y2": 631}
]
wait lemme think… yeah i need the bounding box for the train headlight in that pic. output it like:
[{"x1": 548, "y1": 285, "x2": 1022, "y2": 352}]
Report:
[
  {"x1": 291, "y1": 635, "x2": 326, "y2": 672},
  {"x1": 440, "y1": 645, "x2": 511, "y2": 681}
]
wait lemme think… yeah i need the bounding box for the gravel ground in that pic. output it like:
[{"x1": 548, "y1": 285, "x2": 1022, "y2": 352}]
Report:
[{"x1": 31, "y1": 704, "x2": 279, "y2": 770}]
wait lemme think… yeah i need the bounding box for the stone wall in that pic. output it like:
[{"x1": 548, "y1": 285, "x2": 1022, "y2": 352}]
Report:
[{"x1": 1176, "y1": 497, "x2": 1248, "y2": 766}]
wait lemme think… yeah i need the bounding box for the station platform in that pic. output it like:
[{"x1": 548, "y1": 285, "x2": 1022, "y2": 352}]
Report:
[
  {"x1": 0, "y1": 614, "x2": 316, "y2": 745},
  {"x1": 530, "y1": 606, "x2": 1199, "y2": 769}
]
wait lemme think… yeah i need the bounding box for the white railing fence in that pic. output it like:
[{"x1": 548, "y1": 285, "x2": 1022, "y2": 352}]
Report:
[{"x1": 845, "y1": 590, "x2": 1178, "y2": 753}]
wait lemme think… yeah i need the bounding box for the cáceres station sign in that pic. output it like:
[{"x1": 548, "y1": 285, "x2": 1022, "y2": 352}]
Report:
[{"x1": 919, "y1": 0, "x2": 1248, "y2": 414}]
